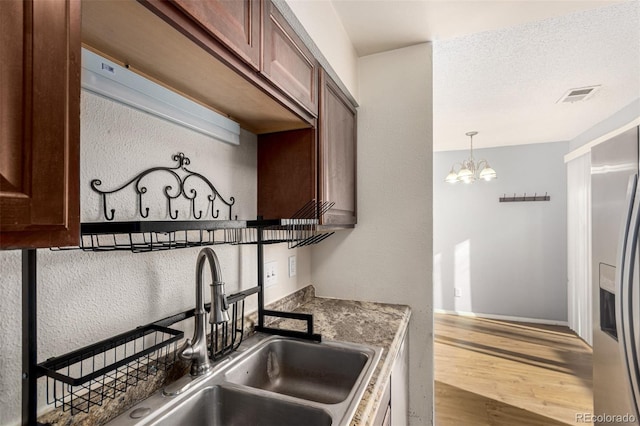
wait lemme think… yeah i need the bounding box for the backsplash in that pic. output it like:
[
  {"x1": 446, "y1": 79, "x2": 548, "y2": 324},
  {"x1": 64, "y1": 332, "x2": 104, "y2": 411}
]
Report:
[{"x1": 0, "y1": 91, "x2": 312, "y2": 426}]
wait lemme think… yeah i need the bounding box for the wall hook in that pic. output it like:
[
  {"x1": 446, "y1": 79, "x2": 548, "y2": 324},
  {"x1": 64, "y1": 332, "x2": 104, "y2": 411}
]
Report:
[
  {"x1": 499, "y1": 192, "x2": 551, "y2": 203},
  {"x1": 90, "y1": 154, "x2": 236, "y2": 221}
]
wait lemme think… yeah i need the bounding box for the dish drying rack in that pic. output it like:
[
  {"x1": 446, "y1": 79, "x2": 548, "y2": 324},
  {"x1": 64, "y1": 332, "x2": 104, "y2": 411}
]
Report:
[
  {"x1": 37, "y1": 286, "x2": 259, "y2": 415},
  {"x1": 234, "y1": 201, "x2": 336, "y2": 249},
  {"x1": 51, "y1": 200, "x2": 335, "y2": 253},
  {"x1": 39, "y1": 325, "x2": 182, "y2": 414},
  {"x1": 24, "y1": 153, "x2": 331, "y2": 424}
]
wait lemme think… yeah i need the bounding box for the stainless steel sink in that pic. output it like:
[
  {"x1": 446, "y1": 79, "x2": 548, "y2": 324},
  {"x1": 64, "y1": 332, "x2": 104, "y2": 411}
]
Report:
[
  {"x1": 224, "y1": 338, "x2": 369, "y2": 403},
  {"x1": 153, "y1": 385, "x2": 332, "y2": 426},
  {"x1": 105, "y1": 334, "x2": 381, "y2": 426}
]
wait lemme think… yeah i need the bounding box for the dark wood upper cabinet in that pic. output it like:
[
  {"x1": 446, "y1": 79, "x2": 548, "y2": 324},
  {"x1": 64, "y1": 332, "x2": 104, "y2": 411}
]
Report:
[
  {"x1": 172, "y1": 0, "x2": 261, "y2": 71},
  {"x1": 258, "y1": 69, "x2": 357, "y2": 226},
  {"x1": 262, "y1": 1, "x2": 319, "y2": 117},
  {"x1": 0, "y1": 0, "x2": 81, "y2": 249},
  {"x1": 131, "y1": 0, "x2": 315, "y2": 132},
  {"x1": 319, "y1": 69, "x2": 357, "y2": 226}
]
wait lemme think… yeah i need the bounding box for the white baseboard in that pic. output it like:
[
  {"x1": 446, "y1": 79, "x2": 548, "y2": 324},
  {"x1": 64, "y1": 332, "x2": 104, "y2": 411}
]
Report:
[{"x1": 434, "y1": 308, "x2": 569, "y2": 326}]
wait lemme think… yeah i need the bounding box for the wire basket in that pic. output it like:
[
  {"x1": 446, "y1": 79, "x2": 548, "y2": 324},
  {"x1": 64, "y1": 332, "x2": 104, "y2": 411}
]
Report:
[
  {"x1": 50, "y1": 221, "x2": 246, "y2": 253},
  {"x1": 74, "y1": 229, "x2": 237, "y2": 253},
  {"x1": 39, "y1": 325, "x2": 183, "y2": 414}
]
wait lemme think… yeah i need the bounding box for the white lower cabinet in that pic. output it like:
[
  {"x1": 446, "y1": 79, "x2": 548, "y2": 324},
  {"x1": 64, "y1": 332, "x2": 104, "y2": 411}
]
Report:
[
  {"x1": 373, "y1": 330, "x2": 409, "y2": 425},
  {"x1": 373, "y1": 380, "x2": 391, "y2": 425}
]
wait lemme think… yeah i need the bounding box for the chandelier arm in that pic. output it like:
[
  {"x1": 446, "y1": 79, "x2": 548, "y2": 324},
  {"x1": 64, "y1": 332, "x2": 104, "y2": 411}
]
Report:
[
  {"x1": 449, "y1": 162, "x2": 464, "y2": 173},
  {"x1": 463, "y1": 159, "x2": 477, "y2": 174}
]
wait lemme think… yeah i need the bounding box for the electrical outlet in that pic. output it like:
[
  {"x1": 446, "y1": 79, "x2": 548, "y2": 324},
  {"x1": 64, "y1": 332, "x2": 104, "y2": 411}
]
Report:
[
  {"x1": 288, "y1": 255, "x2": 297, "y2": 277},
  {"x1": 264, "y1": 261, "x2": 277, "y2": 287},
  {"x1": 454, "y1": 288, "x2": 461, "y2": 298}
]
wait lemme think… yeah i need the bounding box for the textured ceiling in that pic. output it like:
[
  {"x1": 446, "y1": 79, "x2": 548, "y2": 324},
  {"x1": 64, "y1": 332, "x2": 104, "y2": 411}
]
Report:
[
  {"x1": 331, "y1": 0, "x2": 622, "y2": 57},
  {"x1": 433, "y1": 1, "x2": 640, "y2": 151},
  {"x1": 328, "y1": 0, "x2": 640, "y2": 151}
]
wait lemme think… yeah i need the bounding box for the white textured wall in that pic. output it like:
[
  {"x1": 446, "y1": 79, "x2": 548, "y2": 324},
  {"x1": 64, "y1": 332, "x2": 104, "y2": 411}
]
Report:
[
  {"x1": 310, "y1": 44, "x2": 434, "y2": 425},
  {"x1": 284, "y1": 0, "x2": 359, "y2": 99},
  {"x1": 0, "y1": 92, "x2": 312, "y2": 426},
  {"x1": 433, "y1": 141, "x2": 569, "y2": 322}
]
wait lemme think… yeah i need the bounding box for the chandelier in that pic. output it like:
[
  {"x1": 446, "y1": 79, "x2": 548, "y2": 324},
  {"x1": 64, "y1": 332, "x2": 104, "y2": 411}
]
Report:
[{"x1": 445, "y1": 131, "x2": 497, "y2": 184}]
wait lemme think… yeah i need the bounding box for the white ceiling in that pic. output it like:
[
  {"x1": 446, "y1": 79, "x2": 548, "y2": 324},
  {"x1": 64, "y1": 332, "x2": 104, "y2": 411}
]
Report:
[{"x1": 330, "y1": 0, "x2": 640, "y2": 151}]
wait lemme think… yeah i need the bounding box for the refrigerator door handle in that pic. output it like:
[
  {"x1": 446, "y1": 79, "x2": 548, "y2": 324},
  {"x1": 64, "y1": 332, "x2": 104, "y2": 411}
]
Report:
[
  {"x1": 617, "y1": 173, "x2": 640, "y2": 420},
  {"x1": 617, "y1": 174, "x2": 637, "y2": 291}
]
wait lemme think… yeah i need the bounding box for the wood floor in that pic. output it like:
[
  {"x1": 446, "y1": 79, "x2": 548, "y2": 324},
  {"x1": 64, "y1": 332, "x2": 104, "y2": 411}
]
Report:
[{"x1": 435, "y1": 314, "x2": 593, "y2": 426}]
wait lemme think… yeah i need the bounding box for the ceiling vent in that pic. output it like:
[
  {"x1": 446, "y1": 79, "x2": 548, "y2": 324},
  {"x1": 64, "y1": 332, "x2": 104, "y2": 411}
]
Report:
[{"x1": 557, "y1": 85, "x2": 601, "y2": 103}]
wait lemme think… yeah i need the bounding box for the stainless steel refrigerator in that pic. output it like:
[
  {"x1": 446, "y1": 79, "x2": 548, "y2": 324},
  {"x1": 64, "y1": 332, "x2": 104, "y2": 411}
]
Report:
[{"x1": 592, "y1": 125, "x2": 640, "y2": 425}]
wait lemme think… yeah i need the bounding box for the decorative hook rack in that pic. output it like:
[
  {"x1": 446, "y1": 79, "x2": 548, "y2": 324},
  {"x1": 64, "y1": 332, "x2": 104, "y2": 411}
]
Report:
[
  {"x1": 499, "y1": 192, "x2": 550, "y2": 203},
  {"x1": 90, "y1": 153, "x2": 236, "y2": 221}
]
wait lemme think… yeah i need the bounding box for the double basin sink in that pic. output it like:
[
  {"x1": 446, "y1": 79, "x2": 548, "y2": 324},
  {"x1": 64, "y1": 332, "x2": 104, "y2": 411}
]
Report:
[{"x1": 107, "y1": 334, "x2": 382, "y2": 426}]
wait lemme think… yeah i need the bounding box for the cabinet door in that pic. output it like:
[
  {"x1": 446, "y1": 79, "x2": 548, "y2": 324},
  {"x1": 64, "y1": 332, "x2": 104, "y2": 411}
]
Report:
[
  {"x1": 373, "y1": 379, "x2": 392, "y2": 426},
  {"x1": 318, "y1": 70, "x2": 357, "y2": 226},
  {"x1": 0, "y1": 0, "x2": 81, "y2": 249},
  {"x1": 391, "y1": 330, "x2": 409, "y2": 425},
  {"x1": 172, "y1": 0, "x2": 261, "y2": 71},
  {"x1": 382, "y1": 405, "x2": 391, "y2": 426},
  {"x1": 262, "y1": 1, "x2": 318, "y2": 116}
]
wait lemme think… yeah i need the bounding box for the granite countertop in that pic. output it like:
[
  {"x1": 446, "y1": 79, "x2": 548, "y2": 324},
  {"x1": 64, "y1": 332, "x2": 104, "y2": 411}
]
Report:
[
  {"x1": 273, "y1": 294, "x2": 411, "y2": 425},
  {"x1": 38, "y1": 286, "x2": 411, "y2": 426}
]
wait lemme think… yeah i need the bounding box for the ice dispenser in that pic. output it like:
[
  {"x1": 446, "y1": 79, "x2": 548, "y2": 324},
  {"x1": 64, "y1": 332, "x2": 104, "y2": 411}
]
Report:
[{"x1": 600, "y1": 263, "x2": 617, "y2": 339}]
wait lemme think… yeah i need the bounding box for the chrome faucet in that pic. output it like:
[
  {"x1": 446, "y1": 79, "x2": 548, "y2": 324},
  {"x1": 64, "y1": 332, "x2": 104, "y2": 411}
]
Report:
[{"x1": 179, "y1": 247, "x2": 229, "y2": 376}]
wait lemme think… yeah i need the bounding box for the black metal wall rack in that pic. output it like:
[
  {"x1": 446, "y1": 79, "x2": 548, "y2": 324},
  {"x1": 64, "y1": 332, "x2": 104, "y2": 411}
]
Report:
[
  {"x1": 21, "y1": 217, "x2": 328, "y2": 425},
  {"x1": 21, "y1": 154, "x2": 330, "y2": 424},
  {"x1": 51, "y1": 220, "x2": 247, "y2": 253},
  {"x1": 50, "y1": 217, "x2": 334, "y2": 253}
]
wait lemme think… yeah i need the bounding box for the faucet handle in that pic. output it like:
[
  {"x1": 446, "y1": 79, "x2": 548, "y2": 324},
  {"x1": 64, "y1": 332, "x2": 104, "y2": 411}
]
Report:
[
  {"x1": 221, "y1": 293, "x2": 229, "y2": 311},
  {"x1": 210, "y1": 281, "x2": 230, "y2": 324}
]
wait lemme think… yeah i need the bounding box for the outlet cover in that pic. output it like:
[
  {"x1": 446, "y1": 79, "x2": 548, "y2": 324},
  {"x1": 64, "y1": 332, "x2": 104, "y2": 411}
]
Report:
[
  {"x1": 288, "y1": 255, "x2": 297, "y2": 277},
  {"x1": 265, "y1": 261, "x2": 277, "y2": 287},
  {"x1": 454, "y1": 288, "x2": 461, "y2": 298}
]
